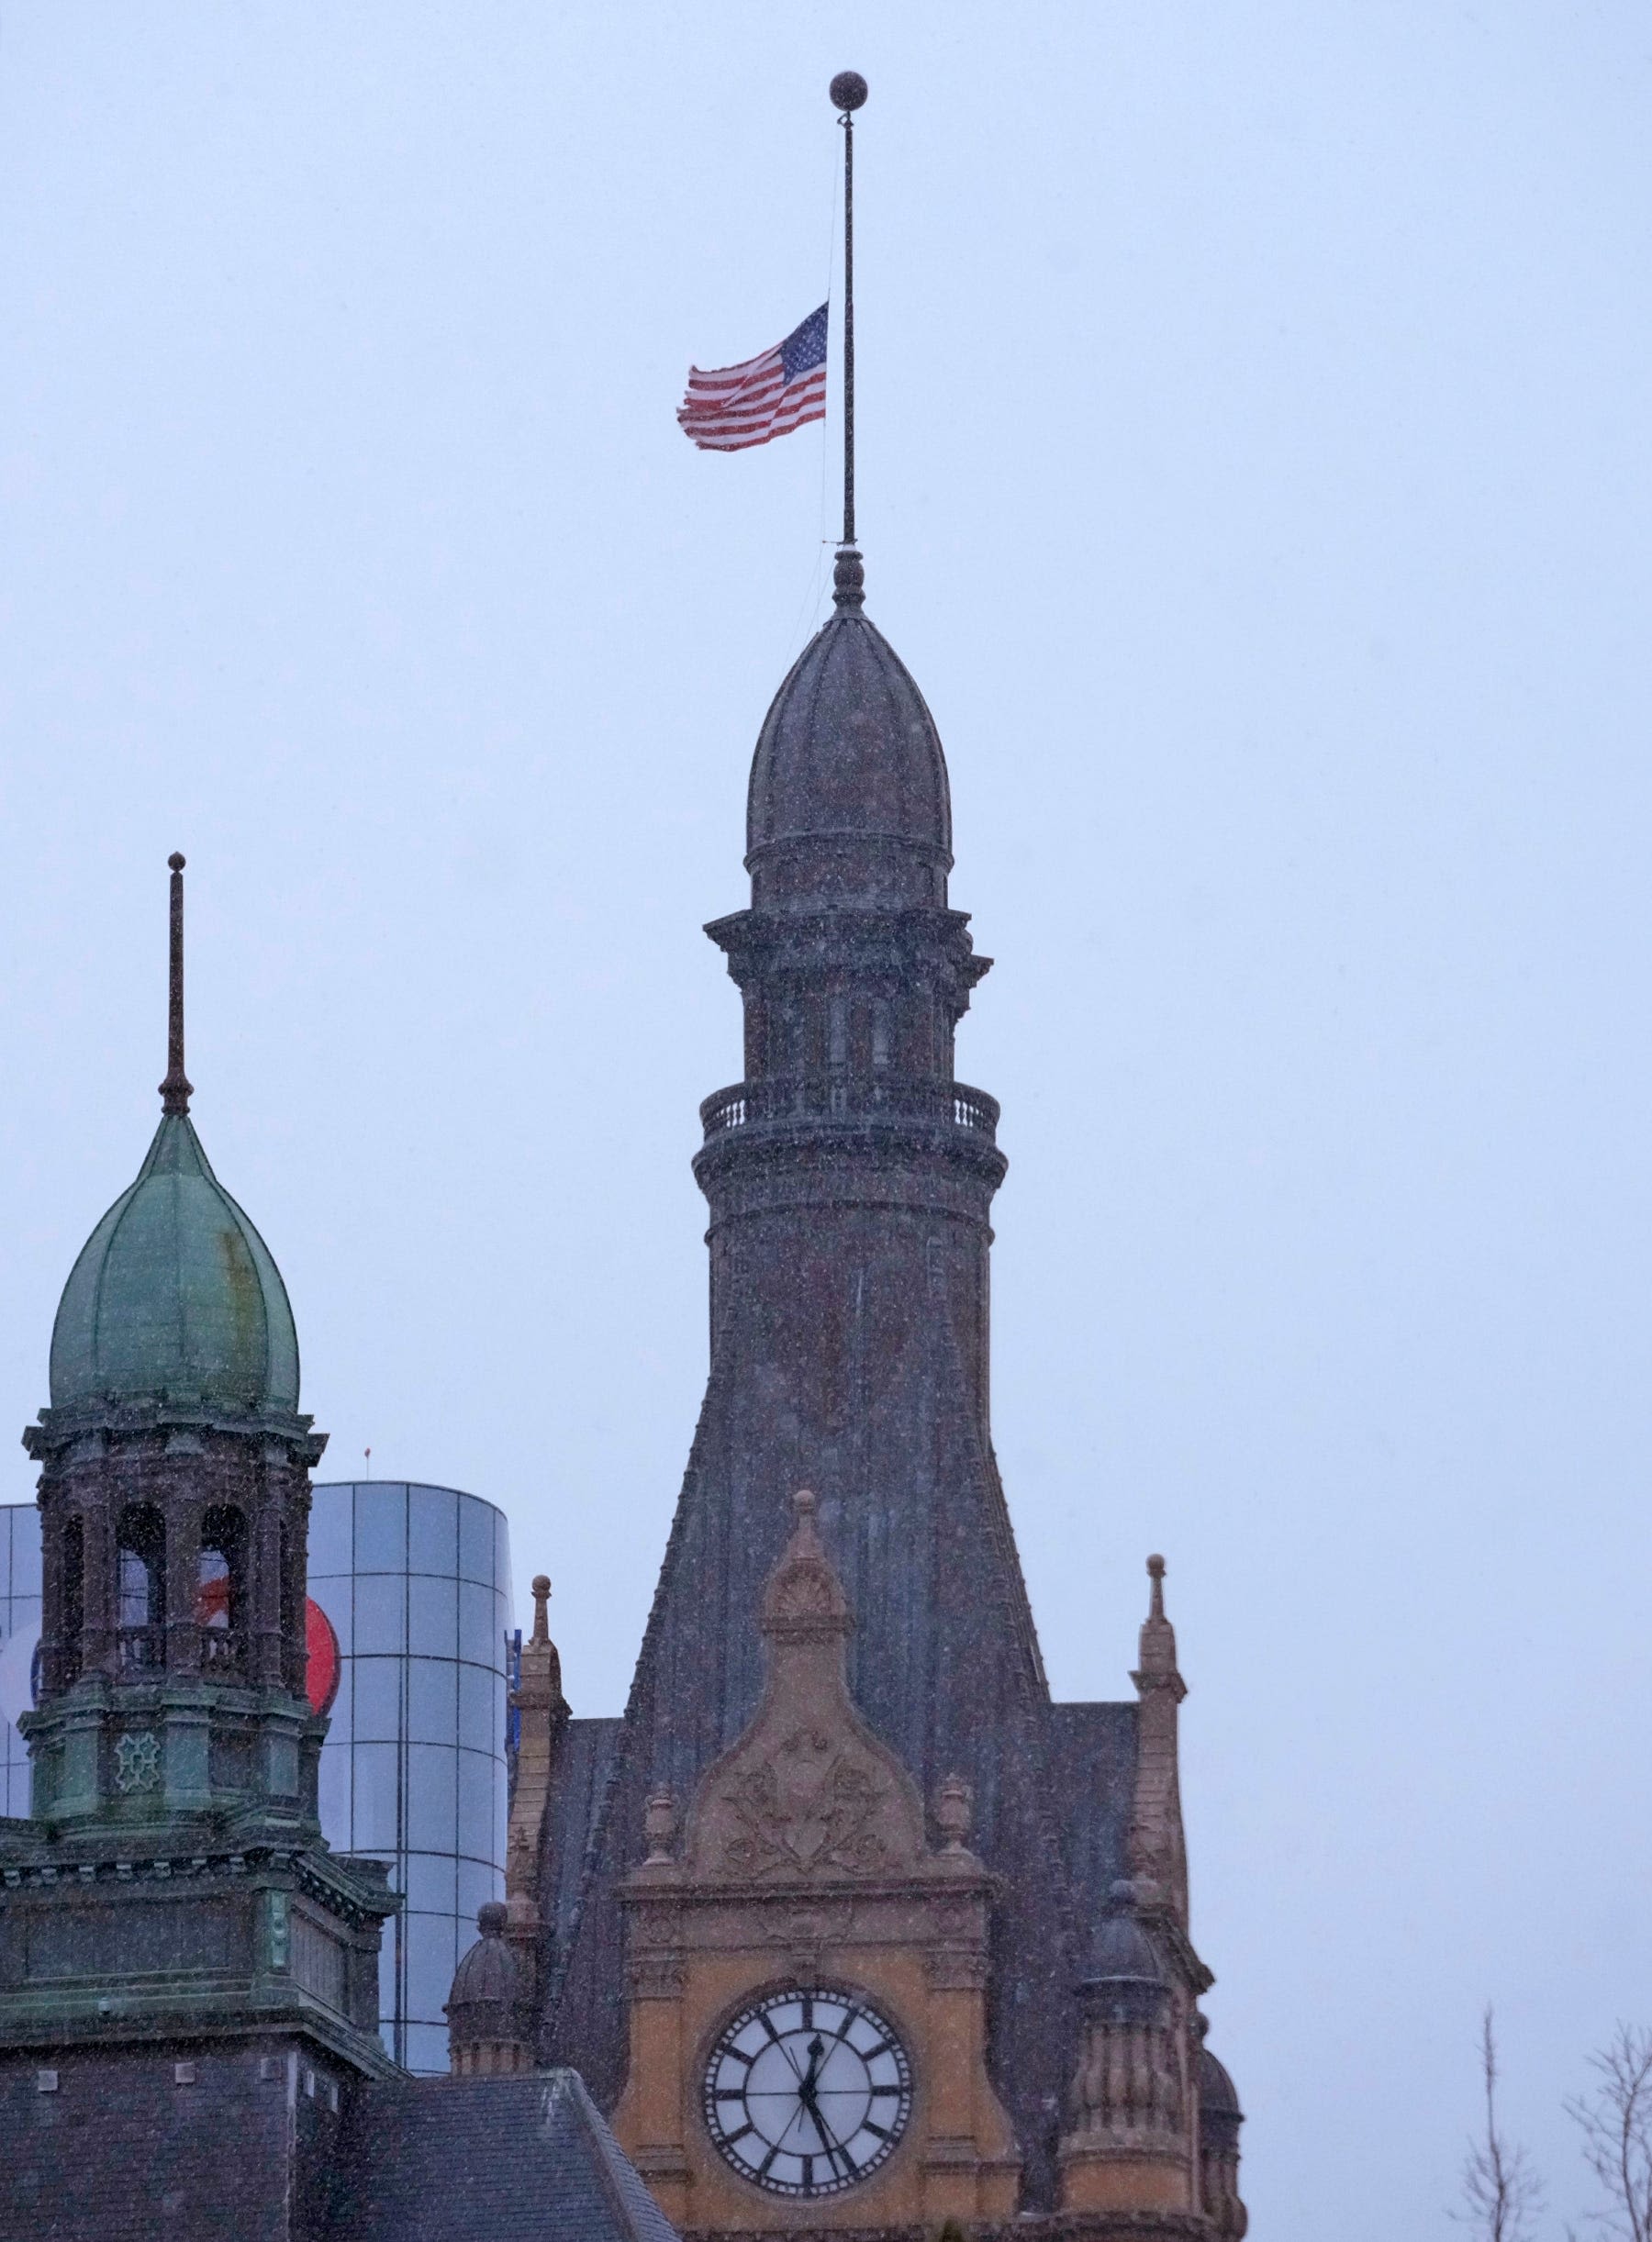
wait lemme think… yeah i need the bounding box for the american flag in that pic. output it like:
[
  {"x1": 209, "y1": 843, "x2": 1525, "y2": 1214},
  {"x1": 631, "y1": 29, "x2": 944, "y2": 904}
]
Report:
[{"x1": 677, "y1": 303, "x2": 828, "y2": 452}]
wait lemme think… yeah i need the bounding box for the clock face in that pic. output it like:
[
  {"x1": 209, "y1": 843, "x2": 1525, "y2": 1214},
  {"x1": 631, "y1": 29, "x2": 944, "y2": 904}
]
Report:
[{"x1": 701, "y1": 1987, "x2": 913, "y2": 2198}]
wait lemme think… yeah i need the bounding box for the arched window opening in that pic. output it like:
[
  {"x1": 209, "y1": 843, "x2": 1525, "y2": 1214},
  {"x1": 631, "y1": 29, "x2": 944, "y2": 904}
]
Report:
[
  {"x1": 197, "y1": 1506, "x2": 247, "y2": 1674},
  {"x1": 61, "y1": 1513, "x2": 84, "y2": 1687},
  {"x1": 116, "y1": 1504, "x2": 166, "y2": 1676}
]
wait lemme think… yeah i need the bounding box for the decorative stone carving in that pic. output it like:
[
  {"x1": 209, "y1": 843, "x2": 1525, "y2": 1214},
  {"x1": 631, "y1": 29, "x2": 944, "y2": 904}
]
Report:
[
  {"x1": 642, "y1": 1787, "x2": 676, "y2": 1866},
  {"x1": 113, "y1": 1733, "x2": 161, "y2": 1794},
  {"x1": 1058, "y1": 1883, "x2": 1194, "y2": 2220},
  {"x1": 720, "y1": 1731, "x2": 890, "y2": 1878},
  {"x1": 683, "y1": 1492, "x2": 926, "y2": 1883},
  {"x1": 626, "y1": 1950, "x2": 686, "y2": 2002},
  {"x1": 934, "y1": 1771, "x2": 973, "y2": 1854}
]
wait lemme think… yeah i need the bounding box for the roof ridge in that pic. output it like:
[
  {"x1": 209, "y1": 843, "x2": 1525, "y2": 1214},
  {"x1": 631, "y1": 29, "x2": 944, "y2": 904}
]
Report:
[{"x1": 556, "y1": 2069, "x2": 674, "y2": 2242}]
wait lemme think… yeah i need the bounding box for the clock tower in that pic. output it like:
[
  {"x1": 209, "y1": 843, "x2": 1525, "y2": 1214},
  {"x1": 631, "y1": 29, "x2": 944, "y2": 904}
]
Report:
[{"x1": 515, "y1": 536, "x2": 1248, "y2": 2240}]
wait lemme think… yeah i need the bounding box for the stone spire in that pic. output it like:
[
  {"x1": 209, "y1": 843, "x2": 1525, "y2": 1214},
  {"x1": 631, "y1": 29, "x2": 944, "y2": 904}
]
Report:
[
  {"x1": 1129, "y1": 1556, "x2": 1190, "y2": 1927},
  {"x1": 502, "y1": 1572, "x2": 569, "y2": 2045}
]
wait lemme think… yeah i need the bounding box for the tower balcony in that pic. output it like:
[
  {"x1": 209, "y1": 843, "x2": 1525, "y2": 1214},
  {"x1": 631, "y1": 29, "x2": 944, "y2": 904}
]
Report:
[{"x1": 700, "y1": 1076, "x2": 999, "y2": 1143}]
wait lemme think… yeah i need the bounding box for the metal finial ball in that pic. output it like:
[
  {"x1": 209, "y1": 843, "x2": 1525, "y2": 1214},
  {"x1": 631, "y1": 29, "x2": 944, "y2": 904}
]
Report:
[
  {"x1": 830, "y1": 71, "x2": 868, "y2": 114},
  {"x1": 168, "y1": 852, "x2": 185, "y2": 872}
]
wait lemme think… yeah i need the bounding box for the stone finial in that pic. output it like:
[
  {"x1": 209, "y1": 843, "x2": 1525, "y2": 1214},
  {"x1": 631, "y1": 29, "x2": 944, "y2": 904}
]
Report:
[
  {"x1": 934, "y1": 1772, "x2": 973, "y2": 1854},
  {"x1": 832, "y1": 547, "x2": 866, "y2": 610},
  {"x1": 642, "y1": 1786, "x2": 677, "y2": 1866},
  {"x1": 761, "y1": 1489, "x2": 852, "y2": 1642},
  {"x1": 1134, "y1": 1553, "x2": 1183, "y2": 1693},
  {"x1": 530, "y1": 1574, "x2": 552, "y2": 1645}
]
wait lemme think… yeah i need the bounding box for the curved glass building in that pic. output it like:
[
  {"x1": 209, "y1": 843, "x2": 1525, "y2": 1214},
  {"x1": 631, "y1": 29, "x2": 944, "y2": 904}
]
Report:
[{"x1": 304, "y1": 1481, "x2": 514, "y2": 2075}]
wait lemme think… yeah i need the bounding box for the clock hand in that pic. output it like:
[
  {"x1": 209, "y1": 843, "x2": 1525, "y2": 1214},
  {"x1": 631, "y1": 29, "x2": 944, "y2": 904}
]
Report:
[{"x1": 797, "y1": 2037, "x2": 829, "y2": 2148}]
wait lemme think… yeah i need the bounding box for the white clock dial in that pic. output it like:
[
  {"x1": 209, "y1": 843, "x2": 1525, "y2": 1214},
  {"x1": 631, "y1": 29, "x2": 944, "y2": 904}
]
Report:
[{"x1": 702, "y1": 1987, "x2": 913, "y2": 2197}]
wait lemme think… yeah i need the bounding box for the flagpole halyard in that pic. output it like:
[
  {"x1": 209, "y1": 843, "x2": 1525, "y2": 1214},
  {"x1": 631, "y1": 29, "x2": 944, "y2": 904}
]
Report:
[{"x1": 830, "y1": 73, "x2": 868, "y2": 553}]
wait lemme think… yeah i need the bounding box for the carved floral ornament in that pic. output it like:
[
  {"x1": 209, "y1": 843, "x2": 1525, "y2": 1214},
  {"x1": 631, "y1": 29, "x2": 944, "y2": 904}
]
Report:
[{"x1": 721, "y1": 1727, "x2": 890, "y2": 1878}]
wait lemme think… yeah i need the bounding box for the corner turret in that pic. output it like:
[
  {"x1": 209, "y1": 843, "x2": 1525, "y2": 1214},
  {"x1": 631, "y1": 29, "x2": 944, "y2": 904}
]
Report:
[{"x1": 446, "y1": 1902, "x2": 532, "y2": 2077}]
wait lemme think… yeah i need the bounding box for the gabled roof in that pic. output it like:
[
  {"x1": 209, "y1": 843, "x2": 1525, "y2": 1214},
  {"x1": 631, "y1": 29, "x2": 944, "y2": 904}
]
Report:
[{"x1": 326, "y1": 2069, "x2": 678, "y2": 2242}]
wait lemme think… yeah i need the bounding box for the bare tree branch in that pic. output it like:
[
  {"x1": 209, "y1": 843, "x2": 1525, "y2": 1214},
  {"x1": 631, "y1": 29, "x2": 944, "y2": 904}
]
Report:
[
  {"x1": 1457, "y1": 2006, "x2": 1545, "y2": 2242},
  {"x1": 1568, "y1": 2025, "x2": 1652, "y2": 2241}
]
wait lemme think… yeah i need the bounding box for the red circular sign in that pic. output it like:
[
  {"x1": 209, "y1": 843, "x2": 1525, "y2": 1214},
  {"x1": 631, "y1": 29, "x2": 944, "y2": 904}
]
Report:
[{"x1": 306, "y1": 1598, "x2": 341, "y2": 1718}]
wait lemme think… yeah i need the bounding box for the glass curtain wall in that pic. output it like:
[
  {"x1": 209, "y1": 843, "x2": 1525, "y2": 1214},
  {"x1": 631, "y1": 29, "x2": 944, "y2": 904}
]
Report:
[
  {"x1": 0, "y1": 1504, "x2": 42, "y2": 1818},
  {"x1": 307, "y1": 1481, "x2": 514, "y2": 2075}
]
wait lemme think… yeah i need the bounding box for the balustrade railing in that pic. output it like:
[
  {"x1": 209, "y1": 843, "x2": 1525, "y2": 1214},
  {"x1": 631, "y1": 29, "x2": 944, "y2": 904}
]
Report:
[
  {"x1": 701, "y1": 1077, "x2": 999, "y2": 1143},
  {"x1": 201, "y1": 1628, "x2": 245, "y2": 1675},
  {"x1": 112, "y1": 1624, "x2": 247, "y2": 1678},
  {"x1": 116, "y1": 1624, "x2": 165, "y2": 1677}
]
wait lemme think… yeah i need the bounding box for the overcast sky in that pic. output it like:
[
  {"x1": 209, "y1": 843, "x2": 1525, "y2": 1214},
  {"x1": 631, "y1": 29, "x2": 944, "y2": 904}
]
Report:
[{"x1": 0, "y1": 6, "x2": 1647, "y2": 2234}]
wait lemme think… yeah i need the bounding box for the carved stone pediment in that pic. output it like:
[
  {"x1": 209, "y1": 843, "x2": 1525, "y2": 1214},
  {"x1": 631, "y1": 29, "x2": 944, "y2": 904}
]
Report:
[{"x1": 682, "y1": 1492, "x2": 927, "y2": 1883}]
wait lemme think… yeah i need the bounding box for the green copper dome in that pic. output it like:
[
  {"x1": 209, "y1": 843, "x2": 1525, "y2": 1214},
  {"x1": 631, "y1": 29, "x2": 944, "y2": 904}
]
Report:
[{"x1": 49, "y1": 1111, "x2": 299, "y2": 1416}]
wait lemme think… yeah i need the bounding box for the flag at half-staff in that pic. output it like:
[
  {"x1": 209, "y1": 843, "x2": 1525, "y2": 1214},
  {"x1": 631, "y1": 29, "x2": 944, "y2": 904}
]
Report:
[{"x1": 676, "y1": 303, "x2": 828, "y2": 452}]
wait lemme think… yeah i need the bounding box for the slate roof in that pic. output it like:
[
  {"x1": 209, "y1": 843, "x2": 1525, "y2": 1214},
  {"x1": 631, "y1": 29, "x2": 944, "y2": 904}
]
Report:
[
  {"x1": 326, "y1": 2069, "x2": 678, "y2": 2242},
  {"x1": 748, "y1": 605, "x2": 952, "y2": 858},
  {"x1": 541, "y1": 1322, "x2": 1094, "y2": 2205},
  {"x1": 540, "y1": 1717, "x2": 621, "y2": 1962},
  {"x1": 1048, "y1": 1700, "x2": 1140, "y2": 1935}
]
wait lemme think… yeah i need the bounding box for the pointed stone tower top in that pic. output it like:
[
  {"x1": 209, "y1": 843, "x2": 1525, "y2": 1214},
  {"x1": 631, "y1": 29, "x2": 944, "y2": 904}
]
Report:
[{"x1": 760, "y1": 1489, "x2": 853, "y2": 1644}]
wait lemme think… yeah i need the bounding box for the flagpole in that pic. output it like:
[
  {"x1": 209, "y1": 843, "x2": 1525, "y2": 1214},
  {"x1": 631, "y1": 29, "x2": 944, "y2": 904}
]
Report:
[{"x1": 831, "y1": 73, "x2": 868, "y2": 551}]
